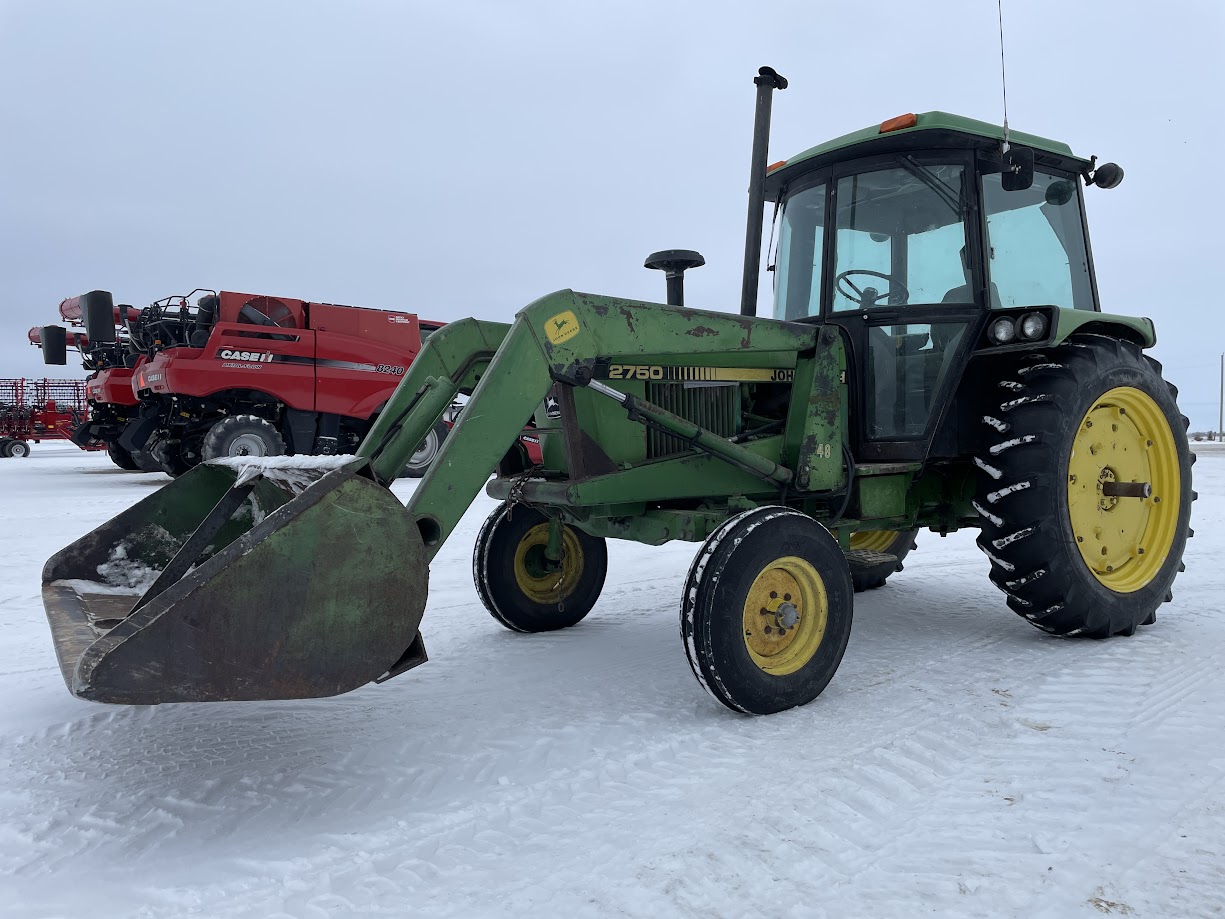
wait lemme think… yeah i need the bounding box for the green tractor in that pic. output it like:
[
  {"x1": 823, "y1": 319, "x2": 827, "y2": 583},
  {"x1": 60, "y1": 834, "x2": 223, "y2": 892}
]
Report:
[{"x1": 42, "y1": 68, "x2": 1193, "y2": 715}]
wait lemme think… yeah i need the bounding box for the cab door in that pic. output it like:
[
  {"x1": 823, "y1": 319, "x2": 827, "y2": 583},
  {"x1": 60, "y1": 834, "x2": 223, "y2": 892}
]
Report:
[{"x1": 821, "y1": 157, "x2": 981, "y2": 463}]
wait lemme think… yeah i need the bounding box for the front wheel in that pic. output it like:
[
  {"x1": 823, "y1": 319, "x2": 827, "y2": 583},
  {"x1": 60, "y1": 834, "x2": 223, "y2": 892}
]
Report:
[
  {"x1": 401, "y1": 421, "x2": 449, "y2": 478},
  {"x1": 107, "y1": 442, "x2": 140, "y2": 470},
  {"x1": 473, "y1": 504, "x2": 608, "y2": 632},
  {"x1": 975, "y1": 336, "x2": 1193, "y2": 637},
  {"x1": 682, "y1": 507, "x2": 853, "y2": 715},
  {"x1": 200, "y1": 415, "x2": 286, "y2": 462},
  {"x1": 0, "y1": 438, "x2": 13, "y2": 457},
  {"x1": 7, "y1": 440, "x2": 30, "y2": 458}
]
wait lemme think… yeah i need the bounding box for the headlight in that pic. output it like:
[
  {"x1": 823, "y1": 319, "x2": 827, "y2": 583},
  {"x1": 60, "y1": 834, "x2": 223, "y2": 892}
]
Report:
[
  {"x1": 1019, "y1": 312, "x2": 1048, "y2": 340},
  {"x1": 988, "y1": 316, "x2": 1017, "y2": 345}
]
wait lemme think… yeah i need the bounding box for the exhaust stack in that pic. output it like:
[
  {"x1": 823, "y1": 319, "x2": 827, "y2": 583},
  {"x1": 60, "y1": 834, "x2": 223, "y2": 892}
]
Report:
[{"x1": 739, "y1": 66, "x2": 788, "y2": 317}]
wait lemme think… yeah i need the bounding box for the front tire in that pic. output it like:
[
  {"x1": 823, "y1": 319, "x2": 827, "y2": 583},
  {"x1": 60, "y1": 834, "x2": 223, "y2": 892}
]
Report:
[
  {"x1": 682, "y1": 507, "x2": 853, "y2": 715},
  {"x1": 7, "y1": 440, "x2": 30, "y2": 458},
  {"x1": 974, "y1": 336, "x2": 1193, "y2": 637},
  {"x1": 0, "y1": 438, "x2": 13, "y2": 457},
  {"x1": 107, "y1": 442, "x2": 141, "y2": 470},
  {"x1": 401, "y1": 422, "x2": 449, "y2": 478},
  {"x1": 473, "y1": 504, "x2": 608, "y2": 632},
  {"x1": 200, "y1": 415, "x2": 286, "y2": 462}
]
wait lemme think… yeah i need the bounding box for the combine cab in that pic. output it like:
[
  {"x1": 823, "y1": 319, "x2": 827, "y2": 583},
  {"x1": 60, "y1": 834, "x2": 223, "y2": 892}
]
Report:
[{"x1": 42, "y1": 69, "x2": 1192, "y2": 715}]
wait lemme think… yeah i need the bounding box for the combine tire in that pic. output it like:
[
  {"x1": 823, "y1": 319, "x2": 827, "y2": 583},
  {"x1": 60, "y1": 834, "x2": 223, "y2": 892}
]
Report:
[
  {"x1": 131, "y1": 449, "x2": 165, "y2": 473},
  {"x1": 107, "y1": 442, "x2": 141, "y2": 471},
  {"x1": 0, "y1": 438, "x2": 12, "y2": 457},
  {"x1": 7, "y1": 440, "x2": 30, "y2": 458},
  {"x1": 974, "y1": 335, "x2": 1193, "y2": 637},
  {"x1": 848, "y1": 529, "x2": 917, "y2": 592},
  {"x1": 147, "y1": 435, "x2": 193, "y2": 477},
  {"x1": 681, "y1": 507, "x2": 853, "y2": 715},
  {"x1": 474, "y1": 504, "x2": 607, "y2": 632},
  {"x1": 401, "y1": 422, "x2": 449, "y2": 478},
  {"x1": 200, "y1": 415, "x2": 286, "y2": 462}
]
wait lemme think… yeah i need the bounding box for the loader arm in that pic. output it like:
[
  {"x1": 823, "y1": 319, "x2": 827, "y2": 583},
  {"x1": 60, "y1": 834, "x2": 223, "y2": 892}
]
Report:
[{"x1": 358, "y1": 289, "x2": 820, "y2": 560}]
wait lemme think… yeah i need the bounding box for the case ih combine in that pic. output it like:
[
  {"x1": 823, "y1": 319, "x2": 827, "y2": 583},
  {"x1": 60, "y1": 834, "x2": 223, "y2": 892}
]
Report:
[{"x1": 40, "y1": 289, "x2": 458, "y2": 477}]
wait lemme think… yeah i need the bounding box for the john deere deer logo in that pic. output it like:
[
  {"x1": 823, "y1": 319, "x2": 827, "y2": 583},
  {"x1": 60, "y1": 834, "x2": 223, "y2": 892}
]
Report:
[{"x1": 545, "y1": 310, "x2": 580, "y2": 345}]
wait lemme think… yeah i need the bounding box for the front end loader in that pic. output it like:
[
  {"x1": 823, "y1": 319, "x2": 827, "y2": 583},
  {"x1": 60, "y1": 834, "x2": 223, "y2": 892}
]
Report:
[{"x1": 43, "y1": 69, "x2": 1192, "y2": 714}]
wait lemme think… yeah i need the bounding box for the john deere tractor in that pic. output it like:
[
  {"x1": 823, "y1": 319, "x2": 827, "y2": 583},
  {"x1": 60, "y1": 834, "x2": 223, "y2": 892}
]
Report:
[{"x1": 42, "y1": 68, "x2": 1192, "y2": 715}]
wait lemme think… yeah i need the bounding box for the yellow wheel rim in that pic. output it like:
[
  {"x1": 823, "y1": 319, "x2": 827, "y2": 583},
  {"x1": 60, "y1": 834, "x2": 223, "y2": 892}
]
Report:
[
  {"x1": 741, "y1": 556, "x2": 829, "y2": 675},
  {"x1": 850, "y1": 530, "x2": 898, "y2": 552},
  {"x1": 1067, "y1": 386, "x2": 1180, "y2": 593},
  {"x1": 513, "y1": 523, "x2": 585, "y2": 604}
]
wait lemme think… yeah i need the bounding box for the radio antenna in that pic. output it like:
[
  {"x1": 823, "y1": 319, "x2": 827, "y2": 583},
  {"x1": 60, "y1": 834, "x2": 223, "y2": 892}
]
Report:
[{"x1": 997, "y1": 0, "x2": 1010, "y2": 152}]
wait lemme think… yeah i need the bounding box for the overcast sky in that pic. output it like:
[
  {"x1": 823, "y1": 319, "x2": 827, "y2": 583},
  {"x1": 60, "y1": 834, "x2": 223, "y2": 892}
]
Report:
[{"x1": 1, "y1": 0, "x2": 1222, "y2": 427}]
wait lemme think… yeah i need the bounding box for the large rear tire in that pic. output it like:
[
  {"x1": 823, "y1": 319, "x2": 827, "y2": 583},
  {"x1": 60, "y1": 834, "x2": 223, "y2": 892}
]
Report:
[
  {"x1": 974, "y1": 336, "x2": 1193, "y2": 637},
  {"x1": 473, "y1": 504, "x2": 608, "y2": 632},
  {"x1": 200, "y1": 415, "x2": 286, "y2": 462},
  {"x1": 681, "y1": 507, "x2": 853, "y2": 715}
]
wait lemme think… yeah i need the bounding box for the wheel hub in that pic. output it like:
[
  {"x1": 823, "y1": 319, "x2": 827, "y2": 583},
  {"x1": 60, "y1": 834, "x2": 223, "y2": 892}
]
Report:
[
  {"x1": 741, "y1": 557, "x2": 829, "y2": 675},
  {"x1": 1067, "y1": 387, "x2": 1180, "y2": 593}
]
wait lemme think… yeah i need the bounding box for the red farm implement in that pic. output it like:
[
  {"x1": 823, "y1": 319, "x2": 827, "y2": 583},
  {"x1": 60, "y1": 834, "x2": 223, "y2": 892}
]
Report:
[{"x1": 0, "y1": 378, "x2": 93, "y2": 457}]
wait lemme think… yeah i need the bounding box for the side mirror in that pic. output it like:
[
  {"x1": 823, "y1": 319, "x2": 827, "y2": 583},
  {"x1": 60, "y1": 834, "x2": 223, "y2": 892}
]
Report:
[
  {"x1": 41, "y1": 325, "x2": 68, "y2": 365},
  {"x1": 1090, "y1": 162, "x2": 1124, "y2": 189},
  {"x1": 1001, "y1": 145, "x2": 1035, "y2": 191}
]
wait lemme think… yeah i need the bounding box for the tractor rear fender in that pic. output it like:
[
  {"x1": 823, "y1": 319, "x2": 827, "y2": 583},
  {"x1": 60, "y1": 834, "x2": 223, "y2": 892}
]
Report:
[{"x1": 359, "y1": 290, "x2": 824, "y2": 561}]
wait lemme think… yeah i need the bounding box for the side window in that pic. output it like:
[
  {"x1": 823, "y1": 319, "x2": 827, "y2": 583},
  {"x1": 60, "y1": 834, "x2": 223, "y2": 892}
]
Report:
[
  {"x1": 832, "y1": 165, "x2": 968, "y2": 311},
  {"x1": 772, "y1": 183, "x2": 826, "y2": 321},
  {"x1": 982, "y1": 170, "x2": 1095, "y2": 310}
]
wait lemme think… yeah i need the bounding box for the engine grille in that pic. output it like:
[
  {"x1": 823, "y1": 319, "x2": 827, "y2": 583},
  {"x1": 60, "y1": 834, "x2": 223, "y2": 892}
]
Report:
[{"x1": 645, "y1": 382, "x2": 739, "y2": 459}]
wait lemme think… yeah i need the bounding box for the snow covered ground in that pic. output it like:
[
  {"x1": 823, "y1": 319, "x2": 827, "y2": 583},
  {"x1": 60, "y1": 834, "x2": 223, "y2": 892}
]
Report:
[{"x1": 1, "y1": 443, "x2": 1221, "y2": 919}]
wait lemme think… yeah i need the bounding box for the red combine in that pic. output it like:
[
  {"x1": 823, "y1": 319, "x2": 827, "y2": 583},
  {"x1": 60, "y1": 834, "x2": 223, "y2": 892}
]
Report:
[
  {"x1": 38, "y1": 288, "x2": 542, "y2": 475},
  {"x1": 118, "y1": 290, "x2": 449, "y2": 475},
  {"x1": 0, "y1": 377, "x2": 92, "y2": 457}
]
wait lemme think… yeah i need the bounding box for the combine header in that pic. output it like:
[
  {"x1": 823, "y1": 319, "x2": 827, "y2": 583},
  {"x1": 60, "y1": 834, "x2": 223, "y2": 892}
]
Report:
[{"x1": 42, "y1": 69, "x2": 1192, "y2": 715}]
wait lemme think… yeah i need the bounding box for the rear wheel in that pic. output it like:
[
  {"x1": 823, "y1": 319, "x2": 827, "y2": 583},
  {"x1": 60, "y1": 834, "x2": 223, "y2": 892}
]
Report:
[
  {"x1": 682, "y1": 507, "x2": 853, "y2": 715},
  {"x1": 107, "y1": 442, "x2": 140, "y2": 470},
  {"x1": 847, "y1": 529, "x2": 918, "y2": 592},
  {"x1": 975, "y1": 336, "x2": 1193, "y2": 637},
  {"x1": 474, "y1": 504, "x2": 608, "y2": 632},
  {"x1": 401, "y1": 422, "x2": 449, "y2": 478},
  {"x1": 7, "y1": 440, "x2": 30, "y2": 458},
  {"x1": 0, "y1": 438, "x2": 12, "y2": 457},
  {"x1": 200, "y1": 415, "x2": 286, "y2": 462}
]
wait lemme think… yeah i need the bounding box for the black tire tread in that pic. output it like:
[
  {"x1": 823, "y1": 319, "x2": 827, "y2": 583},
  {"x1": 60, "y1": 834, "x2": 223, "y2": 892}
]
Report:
[{"x1": 974, "y1": 334, "x2": 1193, "y2": 638}]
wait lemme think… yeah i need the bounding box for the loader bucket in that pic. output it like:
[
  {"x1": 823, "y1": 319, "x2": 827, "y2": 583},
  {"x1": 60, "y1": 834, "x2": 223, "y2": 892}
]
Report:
[{"x1": 41, "y1": 457, "x2": 428, "y2": 704}]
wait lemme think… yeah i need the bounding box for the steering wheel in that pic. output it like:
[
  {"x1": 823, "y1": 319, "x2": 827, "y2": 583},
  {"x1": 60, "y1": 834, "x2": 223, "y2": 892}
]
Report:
[{"x1": 835, "y1": 269, "x2": 909, "y2": 307}]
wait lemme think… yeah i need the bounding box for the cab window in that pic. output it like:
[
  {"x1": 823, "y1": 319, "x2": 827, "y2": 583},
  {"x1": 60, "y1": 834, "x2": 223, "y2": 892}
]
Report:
[{"x1": 982, "y1": 169, "x2": 1095, "y2": 310}]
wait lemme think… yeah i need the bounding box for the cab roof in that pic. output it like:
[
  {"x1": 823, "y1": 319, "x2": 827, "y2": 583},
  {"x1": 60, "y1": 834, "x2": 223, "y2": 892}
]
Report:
[{"x1": 764, "y1": 111, "x2": 1088, "y2": 198}]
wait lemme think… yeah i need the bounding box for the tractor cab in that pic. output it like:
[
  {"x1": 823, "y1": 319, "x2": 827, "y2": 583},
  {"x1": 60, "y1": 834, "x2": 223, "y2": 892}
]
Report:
[{"x1": 765, "y1": 113, "x2": 1100, "y2": 461}]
